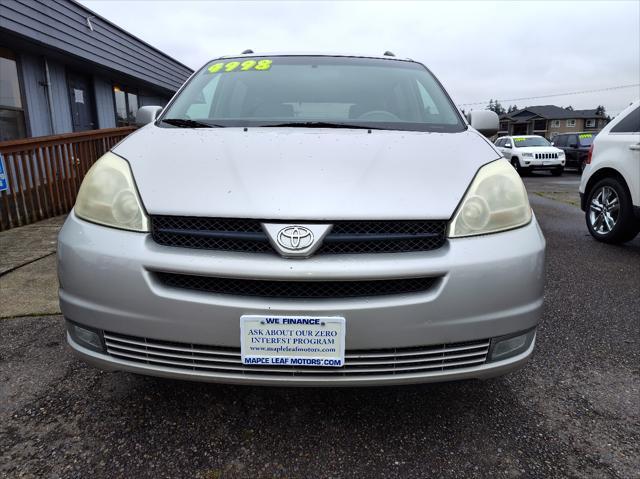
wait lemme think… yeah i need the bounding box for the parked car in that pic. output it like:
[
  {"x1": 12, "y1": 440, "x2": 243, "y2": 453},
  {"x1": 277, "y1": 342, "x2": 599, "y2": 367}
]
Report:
[
  {"x1": 552, "y1": 132, "x2": 595, "y2": 172},
  {"x1": 495, "y1": 135, "x2": 565, "y2": 176},
  {"x1": 58, "y1": 53, "x2": 545, "y2": 386},
  {"x1": 579, "y1": 100, "x2": 640, "y2": 244}
]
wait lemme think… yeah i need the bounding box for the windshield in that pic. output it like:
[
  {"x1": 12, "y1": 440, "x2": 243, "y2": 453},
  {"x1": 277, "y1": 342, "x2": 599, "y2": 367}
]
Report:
[
  {"x1": 161, "y1": 56, "x2": 465, "y2": 132},
  {"x1": 513, "y1": 136, "x2": 550, "y2": 147},
  {"x1": 578, "y1": 133, "x2": 594, "y2": 146}
]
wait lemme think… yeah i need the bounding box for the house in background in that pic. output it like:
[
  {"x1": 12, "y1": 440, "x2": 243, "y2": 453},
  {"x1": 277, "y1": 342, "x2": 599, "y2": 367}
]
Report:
[
  {"x1": 498, "y1": 105, "x2": 609, "y2": 139},
  {"x1": 0, "y1": 0, "x2": 193, "y2": 142}
]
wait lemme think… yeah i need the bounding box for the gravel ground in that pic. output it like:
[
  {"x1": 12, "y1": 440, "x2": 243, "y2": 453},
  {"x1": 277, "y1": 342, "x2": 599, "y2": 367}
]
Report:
[{"x1": 1, "y1": 173, "x2": 638, "y2": 479}]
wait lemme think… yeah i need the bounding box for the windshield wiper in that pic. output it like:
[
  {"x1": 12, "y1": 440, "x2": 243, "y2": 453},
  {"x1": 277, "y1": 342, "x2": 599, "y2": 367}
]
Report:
[
  {"x1": 262, "y1": 121, "x2": 384, "y2": 130},
  {"x1": 160, "y1": 118, "x2": 223, "y2": 128}
]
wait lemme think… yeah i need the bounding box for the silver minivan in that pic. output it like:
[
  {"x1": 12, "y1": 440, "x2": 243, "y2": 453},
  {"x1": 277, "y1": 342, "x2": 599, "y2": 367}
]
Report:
[{"x1": 59, "y1": 53, "x2": 545, "y2": 386}]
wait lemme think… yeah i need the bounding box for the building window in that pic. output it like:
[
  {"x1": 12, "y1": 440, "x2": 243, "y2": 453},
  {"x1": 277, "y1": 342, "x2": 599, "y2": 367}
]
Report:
[
  {"x1": 113, "y1": 85, "x2": 138, "y2": 126},
  {"x1": 533, "y1": 119, "x2": 547, "y2": 131},
  {"x1": 499, "y1": 121, "x2": 509, "y2": 131},
  {"x1": 551, "y1": 120, "x2": 560, "y2": 128},
  {"x1": 0, "y1": 47, "x2": 27, "y2": 141},
  {"x1": 585, "y1": 119, "x2": 596, "y2": 128},
  {"x1": 566, "y1": 119, "x2": 576, "y2": 127}
]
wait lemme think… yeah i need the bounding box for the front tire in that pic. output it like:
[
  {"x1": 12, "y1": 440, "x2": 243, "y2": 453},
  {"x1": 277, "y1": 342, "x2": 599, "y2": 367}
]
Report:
[
  {"x1": 511, "y1": 157, "x2": 529, "y2": 176},
  {"x1": 510, "y1": 157, "x2": 521, "y2": 174},
  {"x1": 586, "y1": 177, "x2": 639, "y2": 244}
]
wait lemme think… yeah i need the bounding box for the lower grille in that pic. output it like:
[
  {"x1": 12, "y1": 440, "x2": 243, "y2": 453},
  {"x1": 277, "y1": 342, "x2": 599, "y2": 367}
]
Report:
[
  {"x1": 103, "y1": 331, "x2": 490, "y2": 377},
  {"x1": 155, "y1": 272, "x2": 438, "y2": 299}
]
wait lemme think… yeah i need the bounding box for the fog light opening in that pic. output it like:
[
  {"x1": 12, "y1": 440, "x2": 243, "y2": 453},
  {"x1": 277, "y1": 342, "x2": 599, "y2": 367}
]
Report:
[
  {"x1": 69, "y1": 322, "x2": 104, "y2": 352},
  {"x1": 490, "y1": 329, "x2": 535, "y2": 361}
]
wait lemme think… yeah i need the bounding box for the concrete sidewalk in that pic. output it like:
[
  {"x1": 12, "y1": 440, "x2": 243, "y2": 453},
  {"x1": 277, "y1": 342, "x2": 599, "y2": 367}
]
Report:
[{"x1": 0, "y1": 216, "x2": 66, "y2": 318}]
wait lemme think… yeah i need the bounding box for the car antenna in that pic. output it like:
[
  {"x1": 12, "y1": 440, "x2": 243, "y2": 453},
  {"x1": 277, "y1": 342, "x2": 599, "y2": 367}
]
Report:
[
  {"x1": 242, "y1": 49, "x2": 254, "y2": 54},
  {"x1": 383, "y1": 51, "x2": 395, "y2": 57}
]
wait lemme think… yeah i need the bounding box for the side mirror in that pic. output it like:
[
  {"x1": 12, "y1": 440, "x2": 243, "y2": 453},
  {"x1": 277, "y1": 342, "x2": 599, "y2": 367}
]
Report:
[
  {"x1": 136, "y1": 106, "x2": 163, "y2": 126},
  {"x1": 467, "y1": 110, "x2": 499, "y2": 137},
  {"x1": 504, "y1": 143, "x2": 512, "y2": 148}
]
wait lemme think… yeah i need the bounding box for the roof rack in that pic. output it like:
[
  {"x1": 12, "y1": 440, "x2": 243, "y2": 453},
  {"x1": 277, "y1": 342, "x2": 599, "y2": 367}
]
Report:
[
  {"x1": 241, "y1": 49, "x2": 254, "y2": 54},
  {"x1": 383, "y1": 51, "x2": 395, "y2": 57}
]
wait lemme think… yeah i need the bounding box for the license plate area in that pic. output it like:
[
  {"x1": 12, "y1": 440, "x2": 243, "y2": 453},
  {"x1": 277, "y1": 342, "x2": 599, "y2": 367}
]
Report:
[{"x1": 240, "y1": 315, "x2": 345, "y2": 367}]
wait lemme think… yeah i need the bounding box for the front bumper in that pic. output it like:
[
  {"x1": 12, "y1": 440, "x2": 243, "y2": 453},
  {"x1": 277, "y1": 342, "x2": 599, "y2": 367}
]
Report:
[
  {"x1": 521, "y1": 158, "x2": 565, "y2": 169},
  {"x1": 59, "y1": 211, "x2": 546, "y2": 386}
]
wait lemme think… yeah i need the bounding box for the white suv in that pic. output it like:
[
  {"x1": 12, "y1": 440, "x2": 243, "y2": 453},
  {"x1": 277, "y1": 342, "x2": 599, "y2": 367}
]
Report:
[
  {"x1": 580, "y1": 100, "x2": 640, "y2": 244},
  {"x1": 495, "y1": 135, "x2": 565, "y2": 176}
]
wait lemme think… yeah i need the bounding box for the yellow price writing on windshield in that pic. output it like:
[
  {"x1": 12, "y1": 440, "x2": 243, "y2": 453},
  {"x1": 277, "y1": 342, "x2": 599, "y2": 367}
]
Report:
[
  {"x1": 579, "y1": 133, "x2": 593, "y2": 139},
  {"x1": 514, "y1": 137, "x2": 527, "y2": 142},
  {"x1": 207, "y1": 59, "x2": 272, "y2": 74}
]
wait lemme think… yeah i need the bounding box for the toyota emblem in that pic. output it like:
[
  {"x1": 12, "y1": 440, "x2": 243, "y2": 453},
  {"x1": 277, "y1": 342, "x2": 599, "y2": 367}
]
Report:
[{"x1": 277, "y1": 226, "x2": 314, "y2": 250}]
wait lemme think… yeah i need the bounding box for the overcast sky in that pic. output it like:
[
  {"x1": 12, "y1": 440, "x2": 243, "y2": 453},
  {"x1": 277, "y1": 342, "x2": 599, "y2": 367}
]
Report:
[{"x1": 79, "y1": 0, "x2": 640, "y2": 116}]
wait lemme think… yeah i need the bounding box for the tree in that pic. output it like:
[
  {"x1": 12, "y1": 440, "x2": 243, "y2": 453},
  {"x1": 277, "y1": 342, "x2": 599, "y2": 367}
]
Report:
[
  {"x1": 507, "y1": 104, "x2": 519, "y2": 113},
  {"x1": 564, "y1": 105, "x2": 574, "y2": 111},
  {"x1": 486, "y1": 99, "x2": 506, "y2": 115},
  {"x1": 595, "y1": 105, "x2": 606, "y2": 116}
]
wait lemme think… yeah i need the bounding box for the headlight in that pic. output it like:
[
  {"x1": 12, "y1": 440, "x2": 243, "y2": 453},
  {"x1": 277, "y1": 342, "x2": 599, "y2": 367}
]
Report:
[
  {"x1": 522, "y1": 152, "x2": 534, "y2": 158},
  {"x1": 448, "y1": 159, "x2": 532, "y2": 238},
  {"x1": 74, "y1": 152, "x2": 149, "y2": 232},
  {"x1": 557, "y1": 150, "x2": 565, "y2": 157}
]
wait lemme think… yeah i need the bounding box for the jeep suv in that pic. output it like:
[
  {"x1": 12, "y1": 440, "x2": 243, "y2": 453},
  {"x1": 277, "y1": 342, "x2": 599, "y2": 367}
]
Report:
[{"x1": 495, "y1": 135, "x2": 565, "y2": 176}]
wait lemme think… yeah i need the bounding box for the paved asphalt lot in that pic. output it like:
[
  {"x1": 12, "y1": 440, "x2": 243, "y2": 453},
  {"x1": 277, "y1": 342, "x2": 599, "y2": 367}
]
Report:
[{"x1": 1, "y1": 172, "x2": 638, "y2": 479}]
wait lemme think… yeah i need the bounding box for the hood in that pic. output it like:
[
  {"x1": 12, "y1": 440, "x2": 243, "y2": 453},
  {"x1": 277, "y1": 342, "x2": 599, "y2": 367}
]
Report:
[{"x1": 113, "y1": 125, "x2": 500, "y2": 220}]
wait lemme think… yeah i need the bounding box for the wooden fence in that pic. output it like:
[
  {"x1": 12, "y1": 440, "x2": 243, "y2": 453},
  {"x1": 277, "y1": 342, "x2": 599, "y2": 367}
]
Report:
[{"x1": 0, "y1": 127, "x2": 136, "y2": 231}]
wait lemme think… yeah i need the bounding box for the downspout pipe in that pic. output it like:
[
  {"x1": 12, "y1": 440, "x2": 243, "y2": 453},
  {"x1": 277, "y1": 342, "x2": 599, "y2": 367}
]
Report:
[{"x1": 43, "y1": 58, "x2": 56, "y2": 135}]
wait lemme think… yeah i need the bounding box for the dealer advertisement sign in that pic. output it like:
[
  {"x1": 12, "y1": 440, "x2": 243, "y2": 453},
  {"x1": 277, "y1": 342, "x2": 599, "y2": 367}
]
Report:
[
  {"x1": 240, "y1": 315, "x2": 346, "y2": 367},
  {"x1": 0, "y1": 153, "x2": 8, "y2": 192}
]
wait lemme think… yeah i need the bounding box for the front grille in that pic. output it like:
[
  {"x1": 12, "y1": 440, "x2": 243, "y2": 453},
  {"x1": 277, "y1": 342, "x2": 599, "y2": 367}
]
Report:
[
  {"x1": 318, "y1": 220, "x2": 446, "y2": 254},
  {"x1": 151, "y1": 216, "x2": 447, "y2": 255},
  {"x1": 103, "y1": 331, "x2": 490, "y2": 378},
  {"x1": 151, "y1": 216, "x2": 271, "y2": 253},
  {"x1": 155, "y1": 272, "x2": 438, "y2": 299},
  {"x1": 534, "y1": 153, "x2": 558, "y2": 160}
]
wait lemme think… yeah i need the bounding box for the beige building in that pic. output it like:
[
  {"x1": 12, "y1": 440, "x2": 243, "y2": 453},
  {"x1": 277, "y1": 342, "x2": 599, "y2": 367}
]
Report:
[{"x1": 498, "y1": 105, "x2": 608, "y2": 139}]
